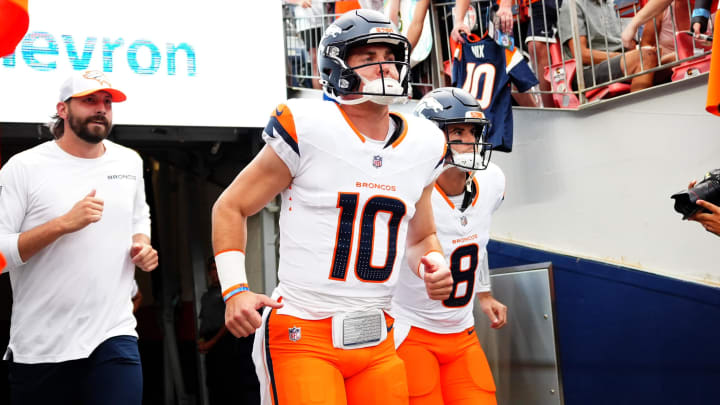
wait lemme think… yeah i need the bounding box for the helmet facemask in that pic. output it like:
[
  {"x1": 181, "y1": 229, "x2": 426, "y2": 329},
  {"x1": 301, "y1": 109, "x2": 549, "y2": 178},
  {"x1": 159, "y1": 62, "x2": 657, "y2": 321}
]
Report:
[
  {"x1": 443, "y1": 120, "x2": 493, "y2": 172},
  {"x1": 321, "y1": 34, "x2": 411, "y2": 105}
]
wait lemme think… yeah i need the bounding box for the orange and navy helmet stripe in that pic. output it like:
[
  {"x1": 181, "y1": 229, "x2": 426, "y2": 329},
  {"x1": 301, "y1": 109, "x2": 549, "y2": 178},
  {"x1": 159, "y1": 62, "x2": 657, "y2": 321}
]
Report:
[{"x1": 265, "y1": 104, "x2": 300, "y2": 155}]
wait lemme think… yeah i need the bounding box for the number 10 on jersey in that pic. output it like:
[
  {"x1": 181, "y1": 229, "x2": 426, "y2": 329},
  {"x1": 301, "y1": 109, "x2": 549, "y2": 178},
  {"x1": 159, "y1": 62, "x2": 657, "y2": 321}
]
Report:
[
  {"x1": 461, "y1": 62, "x2": 496, "y2": 110},
  {"x1": 329, "y1": 192, "x2": 407, "y2": 283}
]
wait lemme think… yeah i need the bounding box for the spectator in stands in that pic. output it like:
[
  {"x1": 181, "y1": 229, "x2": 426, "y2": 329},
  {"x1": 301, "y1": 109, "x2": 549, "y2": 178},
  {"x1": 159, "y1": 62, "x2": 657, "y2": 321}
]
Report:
[
  {"x1": 522, "y1": 0, "x2": 565, "y2": 107},
  {"x1": 688, "y1": 180, "x2": 720, "y2": 236},
  {"x1": 334, "y1": 0, "x2": 361, "y2": 15},
  {"x1": 452, "y1": 0, "x2": 539, "y2": 107},
  {"x1": 359, "y1": 0, "x2": 384, "y2": 11},
  {"x1": 558, "y1": 0, "x2": 659, "y2": 92},
  {"x1": 452, "y1": 0, "x2": 514, "y2": 43},
  {"x1": 285, "y1": 0, "x2": 327, "y2": 89},
  {"x1": 621, "y1": 0, "x2": 716, "y2": 50},
  {"x1": 198, "y1": 257, "x2": 259, "y2": 405},
  {"x1": 386, "y1": 0, "x2": 431, "y2": 50}
]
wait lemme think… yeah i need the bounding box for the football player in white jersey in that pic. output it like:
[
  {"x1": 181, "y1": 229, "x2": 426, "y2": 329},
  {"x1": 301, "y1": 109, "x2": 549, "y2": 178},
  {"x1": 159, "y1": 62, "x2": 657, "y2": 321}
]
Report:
[
  {"x1": 211, "y1": 9, "x2": 453, "y2": 405},
  {"x1": 391, "y1": 87, "x2": 508, "y2": 405}
]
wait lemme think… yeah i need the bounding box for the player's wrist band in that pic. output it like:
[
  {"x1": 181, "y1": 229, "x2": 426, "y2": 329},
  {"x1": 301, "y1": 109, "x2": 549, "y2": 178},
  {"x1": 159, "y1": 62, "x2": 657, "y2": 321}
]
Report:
[
  {"x1": 215, "y1": 249, "x2": 249, "y2": 302},
  {"x1": 417, "y1": 250, "x2": 446, "y2": 279}
]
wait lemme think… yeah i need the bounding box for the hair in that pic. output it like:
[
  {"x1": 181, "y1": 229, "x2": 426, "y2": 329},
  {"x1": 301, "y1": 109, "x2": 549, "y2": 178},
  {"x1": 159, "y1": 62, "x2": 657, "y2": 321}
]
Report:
[
  {"x1": 48, "y1": 113, "x2": 64, "y2": 139},
  {"x1": 207, "y1": 256, "x2": 216, "y2": 271}
]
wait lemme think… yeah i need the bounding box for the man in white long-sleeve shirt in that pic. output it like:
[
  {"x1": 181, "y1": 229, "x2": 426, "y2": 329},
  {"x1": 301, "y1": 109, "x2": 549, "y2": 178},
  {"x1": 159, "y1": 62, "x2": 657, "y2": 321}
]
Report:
[{"x1": 0, "y1": 70, "x2": 158, "y2": 405}]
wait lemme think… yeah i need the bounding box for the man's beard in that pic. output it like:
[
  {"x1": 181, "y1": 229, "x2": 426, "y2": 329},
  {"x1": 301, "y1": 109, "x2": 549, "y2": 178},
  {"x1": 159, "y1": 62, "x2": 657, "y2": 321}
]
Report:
[{"x1": 68, "y1": 111, "x2": 111, "y2": 144}]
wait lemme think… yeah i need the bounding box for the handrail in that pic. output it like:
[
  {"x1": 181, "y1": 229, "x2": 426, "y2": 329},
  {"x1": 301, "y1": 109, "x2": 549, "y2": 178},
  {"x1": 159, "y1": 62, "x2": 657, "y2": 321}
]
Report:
[{"x1": 280, "y1": 0, "x2": 713, "y2": 108}]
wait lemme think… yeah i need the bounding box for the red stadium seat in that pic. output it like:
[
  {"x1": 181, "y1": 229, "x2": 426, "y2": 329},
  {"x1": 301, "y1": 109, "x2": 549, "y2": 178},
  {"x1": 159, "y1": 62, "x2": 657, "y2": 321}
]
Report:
[
  {"x1": 544, "y1": 42, "x2": 631, "y2": 108},
  {"x1": 671, "y1": 32, "x2": 713, "y2": 81}
]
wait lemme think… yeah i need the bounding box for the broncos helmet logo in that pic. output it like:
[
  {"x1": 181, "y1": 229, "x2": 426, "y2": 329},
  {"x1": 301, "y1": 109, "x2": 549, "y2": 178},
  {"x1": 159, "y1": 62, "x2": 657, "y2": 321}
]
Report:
[
  {"x1": 324, "y1": 24, "x2": 342, "y2": 38},
  {"x1": 414, "y1": 96, "x2": 444, "y2": 115}
]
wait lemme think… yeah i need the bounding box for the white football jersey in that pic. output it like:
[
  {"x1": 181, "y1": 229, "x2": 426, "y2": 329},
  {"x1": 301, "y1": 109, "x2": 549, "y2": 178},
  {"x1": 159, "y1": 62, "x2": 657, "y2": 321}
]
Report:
[
  {"x1": 261, "y1": 99, "x2": 446, "y2": 319},
  {"x1": 391, "y1": 163, "x2": 505, "y2": 333}
]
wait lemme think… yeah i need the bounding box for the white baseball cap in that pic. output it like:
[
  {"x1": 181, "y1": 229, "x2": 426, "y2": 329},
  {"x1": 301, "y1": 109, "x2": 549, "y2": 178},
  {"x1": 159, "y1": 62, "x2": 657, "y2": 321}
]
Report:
[{"x1": 59, "y1": 70, "x2": 127, "y2": 102}]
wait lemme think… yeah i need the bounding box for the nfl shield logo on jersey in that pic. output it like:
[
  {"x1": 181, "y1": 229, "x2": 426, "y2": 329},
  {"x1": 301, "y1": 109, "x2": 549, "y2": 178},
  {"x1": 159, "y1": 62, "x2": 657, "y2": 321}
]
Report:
[
  {"x1": 288, "y1": 327, "x2": 301, "y2": 342},
  {"x1": 373, "y1": 155, "x2": 383, "y2": 169},
  {"x1": 460, "y1": 216, "x2": 468, "y2": 226}
]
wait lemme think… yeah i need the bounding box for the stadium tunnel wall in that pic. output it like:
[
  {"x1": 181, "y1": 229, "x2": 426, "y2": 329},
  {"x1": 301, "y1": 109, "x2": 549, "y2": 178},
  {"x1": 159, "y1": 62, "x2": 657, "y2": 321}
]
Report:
[{"x1": 488, "y1": 239, "x2": 720, "y2": 405}]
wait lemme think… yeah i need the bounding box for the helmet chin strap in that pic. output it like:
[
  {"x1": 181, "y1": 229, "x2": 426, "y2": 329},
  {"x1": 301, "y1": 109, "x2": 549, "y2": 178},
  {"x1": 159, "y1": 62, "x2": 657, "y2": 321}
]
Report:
[{"x1": 465, "y1": 171, "x2": 476, "y2": 192}]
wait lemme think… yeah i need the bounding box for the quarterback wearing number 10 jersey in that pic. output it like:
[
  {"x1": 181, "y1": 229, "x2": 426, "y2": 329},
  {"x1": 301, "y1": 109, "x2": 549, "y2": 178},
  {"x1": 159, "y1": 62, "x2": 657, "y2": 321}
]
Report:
[
  {"x1": 262, "y1": 98, "x2": 446, "y2": 319},
  {"x1": 452, "y1": 34, "x2": 538, "y2": 152}
]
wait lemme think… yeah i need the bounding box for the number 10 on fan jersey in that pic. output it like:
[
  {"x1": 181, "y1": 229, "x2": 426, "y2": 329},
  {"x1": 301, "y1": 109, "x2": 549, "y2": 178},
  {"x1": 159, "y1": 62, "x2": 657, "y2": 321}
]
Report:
[{"x1": 460, "y1": 62, "x2": 496, "y2": 110}]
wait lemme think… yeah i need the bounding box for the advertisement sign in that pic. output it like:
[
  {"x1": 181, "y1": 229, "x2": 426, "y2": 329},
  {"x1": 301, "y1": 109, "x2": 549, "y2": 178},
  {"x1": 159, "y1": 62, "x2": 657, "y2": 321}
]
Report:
[{"x1": 0, "y1": 0, "x2": 287, "y2": 127}]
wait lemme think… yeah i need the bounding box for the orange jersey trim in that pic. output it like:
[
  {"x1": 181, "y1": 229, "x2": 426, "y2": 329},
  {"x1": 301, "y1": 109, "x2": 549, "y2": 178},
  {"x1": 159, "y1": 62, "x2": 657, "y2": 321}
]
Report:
[
  {"x1": 273, "y1": 104, "x2": 298, "y2": 144},
  {"x1": 434, "y1": 183, "x2": 455, "y2": 209},
  {"x1": 336, "y1": 104, "x2": 366, "y2": 143},
  {"x1": 389, "y1": 113, "x2": 409, "y2": 148},
  {"x1": 471, "y1": 177, "x2": 480, "y2": 207}
]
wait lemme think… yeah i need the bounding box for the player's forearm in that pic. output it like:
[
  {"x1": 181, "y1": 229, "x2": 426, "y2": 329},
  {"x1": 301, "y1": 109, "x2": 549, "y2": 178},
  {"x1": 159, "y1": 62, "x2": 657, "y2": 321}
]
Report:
[
  {"x1": 211, "y1": 196, "x2": 249, "y2": 254},
  {"x1": 17, "y1": 217, "x2": 70, "y2": 262}
]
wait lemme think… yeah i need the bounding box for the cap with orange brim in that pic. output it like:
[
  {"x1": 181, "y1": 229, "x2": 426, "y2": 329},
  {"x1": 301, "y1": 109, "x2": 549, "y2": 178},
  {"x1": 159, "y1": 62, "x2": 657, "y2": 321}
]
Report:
[{"x1": 59, "y1": 70, "x2": 127, "y2": 103}]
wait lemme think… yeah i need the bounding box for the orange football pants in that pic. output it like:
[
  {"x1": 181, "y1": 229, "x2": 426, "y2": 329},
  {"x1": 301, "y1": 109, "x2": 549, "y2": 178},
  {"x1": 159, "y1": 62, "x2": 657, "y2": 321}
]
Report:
[
  {"x1": 264, "y1": 310, "x2": 409, "y2": 405},
  {"x1": 396, "y1": 326, "x2": 496, "y2": 405}
]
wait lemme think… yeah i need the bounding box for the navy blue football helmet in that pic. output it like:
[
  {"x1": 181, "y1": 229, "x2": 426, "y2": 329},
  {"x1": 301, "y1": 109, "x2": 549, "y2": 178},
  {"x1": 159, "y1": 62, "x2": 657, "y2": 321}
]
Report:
[
  {"x1": 414, "y1": 87, "x2": 492, "y2": 171},
  {"x1": 318, "y1": 9, "x2": 411, "y2": 104}
]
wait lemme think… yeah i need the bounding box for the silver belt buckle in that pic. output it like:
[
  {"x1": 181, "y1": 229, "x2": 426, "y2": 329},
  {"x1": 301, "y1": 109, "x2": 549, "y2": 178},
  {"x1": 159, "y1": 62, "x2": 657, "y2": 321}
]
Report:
[{"x1": 331, "y1": 309, "x2": 387, "y2": 350}]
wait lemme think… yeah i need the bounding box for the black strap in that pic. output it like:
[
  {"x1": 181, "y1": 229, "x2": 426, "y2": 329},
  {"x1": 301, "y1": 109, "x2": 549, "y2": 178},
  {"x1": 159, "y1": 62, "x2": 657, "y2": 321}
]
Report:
[
  {"x1": 459, "y1": 175, "x2": 477, "y2": 212},
  {"x1": 384, "y1": 114, "x2": 405, "y2": 149}
]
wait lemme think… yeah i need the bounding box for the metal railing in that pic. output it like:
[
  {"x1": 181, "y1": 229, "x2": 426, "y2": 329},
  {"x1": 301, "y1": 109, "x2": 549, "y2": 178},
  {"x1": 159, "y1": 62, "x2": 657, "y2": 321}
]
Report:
[{"x1": 281, "y1": 0, "x2": 713, "y2": 108}]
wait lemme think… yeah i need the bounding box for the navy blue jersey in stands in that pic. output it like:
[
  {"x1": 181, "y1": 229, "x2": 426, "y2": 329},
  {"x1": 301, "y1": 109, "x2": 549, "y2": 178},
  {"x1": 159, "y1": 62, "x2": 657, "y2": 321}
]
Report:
[{"x1": 451, "y1": 34, "x2": 538, "y2": 152}]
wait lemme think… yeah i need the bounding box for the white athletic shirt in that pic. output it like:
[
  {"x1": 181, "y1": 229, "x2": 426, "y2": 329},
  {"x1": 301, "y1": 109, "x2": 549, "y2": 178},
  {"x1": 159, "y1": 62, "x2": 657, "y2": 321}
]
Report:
[
  {"x1": 0, "y1": 140, "x2": 151, "y2": 363},
  {"x1": 391, "y1": 163, "x2": 505, "y2": 333},
  {"x1": 261, "y1": 99, "x2": 446, "y2": 319}
]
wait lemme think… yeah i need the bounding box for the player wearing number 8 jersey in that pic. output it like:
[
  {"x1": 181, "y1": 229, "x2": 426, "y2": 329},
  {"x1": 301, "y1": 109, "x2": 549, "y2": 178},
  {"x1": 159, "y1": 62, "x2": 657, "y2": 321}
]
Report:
[
  {"x1": 391, "y1": 88, "x2": 508, "y2": 405},
  {"x1": 211, "y1": 9, "x2": 454, "y2": 405}
]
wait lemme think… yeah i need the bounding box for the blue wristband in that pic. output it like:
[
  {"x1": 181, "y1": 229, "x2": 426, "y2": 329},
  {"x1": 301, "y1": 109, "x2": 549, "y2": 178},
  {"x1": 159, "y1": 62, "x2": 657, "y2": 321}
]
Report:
[
  {"x1": 223, "y1": 284, "x2": 249, "y2": 302},
  {"x1": 692, "y1": 8, "x2": 711, "y2": 19}
]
